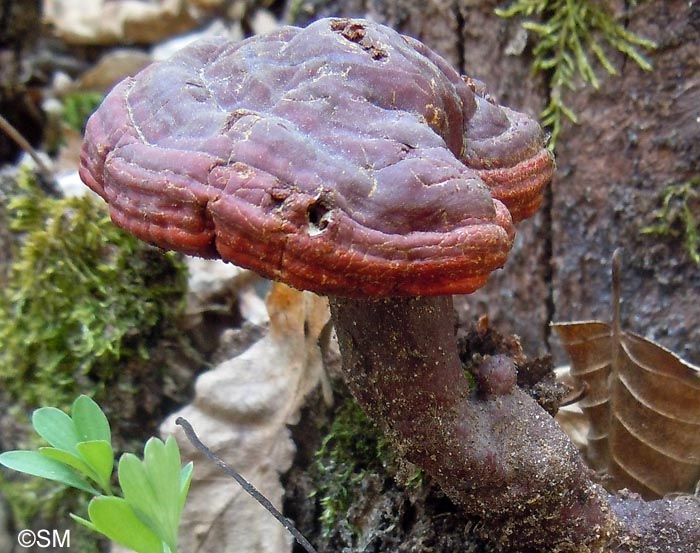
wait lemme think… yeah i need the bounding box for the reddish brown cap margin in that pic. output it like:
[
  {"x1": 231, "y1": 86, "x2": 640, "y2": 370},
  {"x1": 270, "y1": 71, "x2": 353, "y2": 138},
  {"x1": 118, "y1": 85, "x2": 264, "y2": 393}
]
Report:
[{"x1": 80, "y1": 18, "x2": 552, "y2": 297}]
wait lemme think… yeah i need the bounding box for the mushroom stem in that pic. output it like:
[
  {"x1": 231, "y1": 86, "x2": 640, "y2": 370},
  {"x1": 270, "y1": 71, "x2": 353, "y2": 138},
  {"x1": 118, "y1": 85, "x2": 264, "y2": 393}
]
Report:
[
  {"x1": 329, "y1": 295, "x2": 467, "y2": 439},
  {"x1": 329, "y1": 295, "x2": 615, "y2": 549},
  {"x1": 329, "y1": 296, "x2": 700, "y2": 551}
]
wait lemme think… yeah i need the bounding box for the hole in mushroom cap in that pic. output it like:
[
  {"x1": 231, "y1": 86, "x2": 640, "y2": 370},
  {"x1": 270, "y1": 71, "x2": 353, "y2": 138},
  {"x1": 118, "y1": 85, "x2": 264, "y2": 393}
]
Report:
[
  {"x1": 330, "y1": 18, "x2": 388, "y2": 60},
  {"x1": 306, "y1": 199, "x2": 332, "y2": 235},
  {"x1": 330, "y1": 18, "x2": 366, "y2": 39}
]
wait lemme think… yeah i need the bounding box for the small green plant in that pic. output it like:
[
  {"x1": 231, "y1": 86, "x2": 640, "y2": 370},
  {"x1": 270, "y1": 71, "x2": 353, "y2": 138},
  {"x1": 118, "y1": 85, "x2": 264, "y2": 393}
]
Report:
[
  {"x1": 0, "y1": 395, "x2": 193, "y2": 553},
  {"x1": 496, "y1": 0, "x2": 656, "y2": 147},
  {"x1": 642, "y1": 177, "x2": 700, "y2": 264}
]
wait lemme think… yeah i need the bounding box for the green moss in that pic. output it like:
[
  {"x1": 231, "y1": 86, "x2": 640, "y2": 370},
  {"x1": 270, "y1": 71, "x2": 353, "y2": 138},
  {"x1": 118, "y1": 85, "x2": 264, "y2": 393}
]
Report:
[
  {"x1": 312, "y1": 397, "x2": 429, "y2": 538},
  {"x1": 312, "y1": 398, "x2": 392, "y2": 538},
  {"x1": 496, "y1": 0, "x2": 656, "y2": 148},
  {"x1": 0, "y1": 169, "x2": 188, "y2": 410},
  {"x1": 61, "y1": 92, "x2": 104, "y2": 133},
  {"x1": 0, "y1": 473, "x2": 55, "y2": 528},
  {"x1": 642, "y1": 177, "x2": 700, "y2": 264},
  {"x1": 0, "y1": 474, "x2": 105, "y2": 551}
]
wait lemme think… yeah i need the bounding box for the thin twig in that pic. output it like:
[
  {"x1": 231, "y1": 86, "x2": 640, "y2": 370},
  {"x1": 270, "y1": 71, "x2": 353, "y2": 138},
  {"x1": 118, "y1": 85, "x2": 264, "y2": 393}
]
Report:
[
  {"x1": 0, "y1": 113, "x2": 56, "y2": 187},
  {"x1": 175, "y1": 416, "x2": 318, "y2": 553}
]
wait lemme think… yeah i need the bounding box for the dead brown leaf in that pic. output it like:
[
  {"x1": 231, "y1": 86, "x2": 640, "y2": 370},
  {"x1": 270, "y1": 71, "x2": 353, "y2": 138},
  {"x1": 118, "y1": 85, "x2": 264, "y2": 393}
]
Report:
[
  {"x1": 159, "y1": 282, "x2": 329, "y2": 553},
  {"x1": 553, "y1": 250, "x2": 700, "y2": 499}
]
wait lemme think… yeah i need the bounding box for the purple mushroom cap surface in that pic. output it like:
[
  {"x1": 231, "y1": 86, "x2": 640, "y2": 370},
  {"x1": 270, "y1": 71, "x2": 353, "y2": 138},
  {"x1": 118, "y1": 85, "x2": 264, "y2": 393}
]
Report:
[{"x1": 80, "y1": 18, "x2": 552, "y2": 296}]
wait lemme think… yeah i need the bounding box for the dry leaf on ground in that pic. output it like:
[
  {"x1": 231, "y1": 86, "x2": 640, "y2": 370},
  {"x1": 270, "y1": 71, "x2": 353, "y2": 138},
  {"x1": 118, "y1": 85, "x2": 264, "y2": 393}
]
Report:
[
  {"x1": 160, "y1": 282, "x2": 329, "y2": 553},
  {"x1": 553, "y1": 251, "x2": 700, "y2": 498}
]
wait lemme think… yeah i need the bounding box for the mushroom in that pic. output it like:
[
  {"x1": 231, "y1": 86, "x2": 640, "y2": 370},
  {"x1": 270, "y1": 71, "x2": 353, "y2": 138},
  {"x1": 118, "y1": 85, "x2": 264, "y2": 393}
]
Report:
[{"x1": 80, "y1": 18, "x2": 700, "y2": 551}]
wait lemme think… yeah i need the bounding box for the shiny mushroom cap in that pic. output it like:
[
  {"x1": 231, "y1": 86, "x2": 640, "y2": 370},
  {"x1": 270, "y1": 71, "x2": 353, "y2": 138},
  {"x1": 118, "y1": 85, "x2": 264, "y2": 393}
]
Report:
[{"x1": 80, "y1": 18, "x2": 553, "y2": 297}]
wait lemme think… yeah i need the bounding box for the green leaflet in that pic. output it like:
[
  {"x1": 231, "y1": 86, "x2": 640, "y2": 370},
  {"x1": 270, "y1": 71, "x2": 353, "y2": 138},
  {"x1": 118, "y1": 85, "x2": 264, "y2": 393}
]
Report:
[
  {"x1": 72, "y1": 395, "x2": 111, "y2": 443},
  {"x1": 119, "y1": 437, "x2": 187, "y2": 552},
  {"x1": 73, "y1": 497, "x2": 164, "y2": 553},
  {"x1": 0, "y1": 450, "x2": 98, "y2": 495}
]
